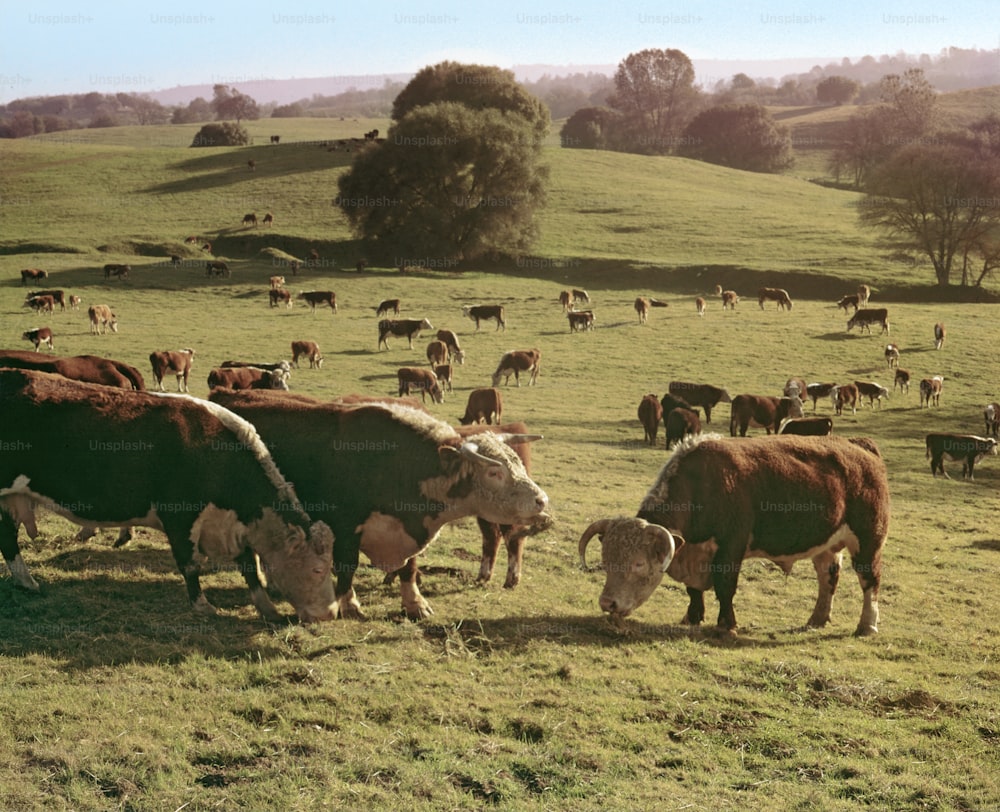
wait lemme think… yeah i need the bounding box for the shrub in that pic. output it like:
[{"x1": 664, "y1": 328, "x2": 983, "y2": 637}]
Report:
[{"x1": 190, "y1": 122, "x2": 249, "y2": 147}]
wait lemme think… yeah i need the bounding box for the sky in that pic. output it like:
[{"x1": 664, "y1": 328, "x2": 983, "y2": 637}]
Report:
[{"x1": 1, "y1": 0, "x2": 997, "y2": 102}]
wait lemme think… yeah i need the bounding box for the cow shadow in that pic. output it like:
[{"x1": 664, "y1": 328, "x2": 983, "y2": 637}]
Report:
[{"x1": 812, "y1": 332, "x2": 860, "y2": 341}]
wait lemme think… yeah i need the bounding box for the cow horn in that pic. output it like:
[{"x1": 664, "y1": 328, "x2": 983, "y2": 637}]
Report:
[
  {"x1": 498, "y1": 433, "x2": 543, "y2": 444},
  {"x1": 457, "y1": 442, "x2": 503, "y2": 467},
  {"x1": 578, "y1": 519, "x2": 612, "y2": 571}
]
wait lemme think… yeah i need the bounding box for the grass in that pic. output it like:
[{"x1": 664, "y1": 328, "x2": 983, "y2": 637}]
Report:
[{"x1": 1, "y1": 121, "x2": 999, "y2": 810}]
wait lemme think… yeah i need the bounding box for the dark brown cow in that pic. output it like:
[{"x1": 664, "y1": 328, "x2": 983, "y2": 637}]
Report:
[
  {"x1": 379, "y1": 318, "x2": 433, "y2": 350},
  {"x1": 103, "y1": 263, "x2": 131, "y2": 280},
  {"x1": 637, "y1": 394, "x2": 663, "y2": 446},
  {"x1": 398, "y1": 367, "x2": 444, "y2": 403},
  {"x1": 436, "y1": 329, "x2": 465, "y2": 365},
  {"x1": 463, "y1": 304, "x2": 505, "y2": 332},
  {"x1": 567, "y1": 310, "x2": 595, "y2": 332},
  {"x1": 20, "y1": 268, "x2": 48, "y2": 286},
  {"x1": 262, "y1": 212, "x2": 274, "y2": 227},
  {"x1": 459, "y1": 388, "x2": 503, "y2": 426},
  {"x1": 833, "y1": 383, "x2": 859, "y2": 415},
  {"x1": 491, "y1": 349, "x2": 541, "y2": 387},
  {"x1": 634, "y1": 297, "x2": 650, "y2": 324},
  {"x1": 269, "y1": 288, "x2": 292, "y2": 308},
  {"x1": 247, "y1": 160, "x2": 256, "y2": 171},
  {"x1": 21, "y1": 328, "x2": 54, "y2": 352},
  {"x1": 777, "y1": 416, "x2": 834, "y2": 436},
  {"x1": 291, "y1": 340, "x2": 323, "y2": 369},
  {"x1": 23, "y1": 294, "x2": 55, "y2": 313},
  {"x1": 0, "y1": 350, "x2": 144, "y2": 390},
  {"x1": 298, "y1": 291, "x2": 337, "y2": 313},
  {"x1": 25, "y1": 290, "x2": 66, "y2": 311},
  {"x1": 149, "y1": 349, "x2": 195, "y2": 392},
  {"x1": 919, "y1": 376, "x2": 943, "y2": 408},
  {"x1": 806, "y1": 382, "x2": 837, "y2": 411},
  {"x1": 893, "y1": 369, "x2": 911, "y2": 394},
  {"x1": 206, "y1": 261, "x2": 230, "y2": 278},
  {"x1": 270, "y1": 135, "x2": 280, "y2": 144},
  {"x1": 207, "y1": 367, "x2": 289, "y2": 391},
  {"x1": 434, "y1": 364, "x2": 453, "y2": 393},
  {"x1": 926, "y1": 433, "x2": 998, "y2": 480},
  {"x1": 667, "y1": 381, "x2": 731, "y2": 424},
  {"x1": 934, "y1": 322, "x2": 946, "y2": 350},
  {"x1": 376, "y1": 298, "x2": 401, "y2": 316},
  {"x1": 664, "y1": 406, "x2": 700, "y2": 448},
  {"x1": 847, "y1": 308, "x2": 890, "y2": 335},
  {"x1": 758, "y1": 287, "x2": 792, "y2": 310},
  {"x1": 837, "y1": 294, "x2": 861, "y2": 313},
  {"x1": 730, "y1": 394, "x2": 803, "y2": 436},
  {"x1": 242, "y1": 213, "x2": 258, "y2": 228}
]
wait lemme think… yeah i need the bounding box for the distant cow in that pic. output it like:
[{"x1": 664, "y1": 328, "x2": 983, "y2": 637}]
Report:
[
  {"x1": 919, "y1": 376, "x2": 944, "y2": 408},
  {"x1": 893, "y1": 369, "x2": 911, "y2": 394},
  {"x1": 206, "y1": 261, "x2": 230, "y2": 278},
  {"x1": 721, "y1": 290, "x2": 739, "y2": 310},
  {"x1": 572, "y1": 289, "x2": 590, "y2": 305},
  {"x1": 805, "y1": 382, "x2": 837, "y2": 411},
  {"x1": 984, "y1": 403, "x2": 1000, "y2": 438},
  {"x1": 667, "y1": 381, "x2": 731, "y2": 424},
  {"x1": 208, "y1": 366, "x2": 289, "y2": 391},
  {"x1": 398, "y1": 367, "x2": 444, "y2": 403},
  {"x1": 934, "y1": 322, "x2": 946, "y2": 350},
  {"x1": 262, "y1": 212, "x2": 274, "y2": 227},
  {"x1": 637, "y1": 394, "x2": 663, "y2": 446},
  {"x1": 847, "y1": 308, "x2": 889, "y2": 335},
  {"x1": 729, "y1": 394, "x2": 803, "y2": 436},
  {"x1": 298, "y1": 290, "x2": 337, "y2": 313},
  {"x1": 88, "y1": 305, "x2": 117, "y2": 335},
  {"x1": 247, "y1": 160, "x2": 256, "y2": 171},
  {"x1": 491, "y1": 349, "x2": 541, "y2": 387},
  {"x1": 777, "y1": 416, "x2": 834, "y2": 436},
  {"x1": 270, "y1": 135, "x2": 280, "y2": 144},
  {"x1": 291, "y1": 340, "x2": 323, "y2": 369},
  {"x1": 833, "y1": 383, "x2": 859, "y2": 415},
  {"x1": 242, "y1": 213, "x2": 258, "y2": 227},
  {"x1": 150, "y1": 349, "x2": 195, "y2": 392},
  {"x1": 559, "y1": 290, "x2": 572, "y2": 311},
  {"x1": 376, "y1": 298, "x2": 401, "y2": 316},
  {"x1": 837, "y1": 294, "x2": 861, "y2": 313},
  {"x1": 634, "y1": 297, "x2": 650, "y2": 324},
  {"x1": 568, "y1": 310, "x2": 595, "y2": 332},
  {"x1": 20, "y1": 268, "x2": 48, "y2": 286},
  {"x1": 68, "y1": 295, "x2": 82, "y2": 310},
  {"x1": 21, "y1": 327, "x2": 53, "y2": 352},
  {"x1": 884, "y1": 344, "x2": 899, "y2": 368},
  {"x1": 858, "y1": 284, "x2": 871, "y2": 307},
  {"x1": 758, "y1": 287, "x2": 792, "y2": 310},
  {"x1": 696, "y1": 297, "x2": 706, "y2": 317},
  {"x1": 463, "y1": 304, "x2": 505, "y2": 332},
  {"x1": 426, "y1": 339, "x2": 450, "y2": 367},
  {"x1": 24, "y1": 294, "x2": 55, "y2": 313},
  {"x1": 926, "y1": 433, "x2": 998, "y2": 480},
  {"x1": 103, "y1": 263, "x2": 130, "y2": 280},
  {"x1": 460, "y1": 388, "x2": 503, "y2": 425},
  {"x1": 378, "y1": 318, "x2": 433, "y2": 350},
  {"x1": 665, "y1": 406, "x2": 700, "y2": 448},
  {"x1": 25, "y1": 289, "x2": 66, "y2": 311},
  {"x1": 436, "y1": 329, "x2": 465, "y2": 365},
  {"x1": 269, "y1": 275, "x2": 285, "y2": 289},
  {"x1": 269, "y1": 288, "x2": 292, "y2": 308}
]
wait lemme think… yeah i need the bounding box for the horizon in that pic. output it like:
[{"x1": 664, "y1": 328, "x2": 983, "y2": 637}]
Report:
[{"x1": 1, "y1": 0, "x2": 997, "y2": 104}]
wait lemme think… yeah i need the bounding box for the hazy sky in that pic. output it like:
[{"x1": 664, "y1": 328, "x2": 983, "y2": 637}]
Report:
[{"x1": 1, "y1": 0, "x2": 997, "y2": 102}]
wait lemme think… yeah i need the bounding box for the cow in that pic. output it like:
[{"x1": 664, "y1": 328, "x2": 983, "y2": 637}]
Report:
[
  {"x1": 291, "y1": 340, "x2": 323, "y2": 369},
  {"x1": 463, "y1": 304, "x2": 506, "y2": 332},
  {"x1": 833, "y1": 383, "x2": 859, "y2": 416},
  {"x1": 758, "y1": 287, "x2": 792, "y2": 310},
  {"x1": 559, "y1": 290, "x2": 572, "y2": 311},
  {"x1": 426, "y1": 339, "x2": 450, "y2": 367},
  {"x1": 926, "y1": 433, "x2": 998, "y2": 480},
  {"x1": 220, "y1": 360, "x2": 291, "y2": 377},
  {"x1": 398, "y1": 367, "x2": 444, "y2": 403},
  {"x1": 356, "y1": 260, "x2": 368, "y2": 273},
  {"x1": 858, "y1": 284, "x2": 871, "y2": 308},
  {"x1": 0, "y1": 350, "x2": 145, "y2": 390},
  {"x1": 854, "y1": 381, "x2": 890, "y2": 409},
  {"x1": 805, "y1": 382, "x2": 837, "y2": 411},
  {"x1": 634, "y1": 297, "x2": 650, "y2": 324},
  {"x1": 696, "y1": 297, "x2": 706, "y2": 317},
  {"x1": 665, "y1": 406, "x2": 701, "y2": 448},
  {"x1": 920, "y1": 376, "x2": 944, "y2": 408},
  {"x1": 934, "y1": 322, "x2": 946, "y2": 350},
  {"x1": 25, "y1": 289, "x2": 66, "y2": 311},
  {"x1": 721, "y1": 290, "x2": 739, "y2": 310},
  {"x1": 893, "y1": 369, "x2": 911, "y2": 394},
  {"x1": 269, "y1": 288, "x2": 292, "y2": 308},
  {"x1": 568, "y1": 310, "x2": 595, "y2": 332},
  {"x1": 434, "y1": 364, "x2": 453, "y2": 393},
  {"x1": 578, "y1": 434, "x2": 888, "y2": 636},
  {"x1": 783, "y1": 377, "x2": 808, "y2": 400},
  {"x1": 207, "y1": 389, "x2": 550, "y2": 618},
  {"x1": 208, "y1": 367, "x2": 289, "y2": 391},
  {"x1": 20, "y1": 328, "x2": 54, "y2": 352},
  {"x1": 247, "y1": 159, "x2": 256, "y2": 171},
  {"x1": 270, "y1": 135, "x2": 280, "y2": 145},
  {"x1": 460, "y1": 388, "x2": 503, "y2": 426},
  {"x1": 572, "y1": 289, "x2": 590, "y2": 305},
  {"x1": 885, "y1": 344, "x2": 900, "y2": 368},
  {"x1": 667, "y1": 382, "x2": 731, "y2": 424},
  {"x1": 847, "y1": 308, "x2": 890, "y2": 335},
  {"x1": 88, "y1": 305, "x2": 118, "y2": 335},
  {"x1": 729, "y1": 394, "x2": 803, "y2": 436},
  {"x1": 659, "y1": 392, "x2": 696, "y2": 423},
  {"x1": 262, "y1": 212, "x2": 274, "y2": 227},
  {"x1": 436, "y1": 329, "x2": 466, "y2": 365},
  {"x1": 150, "y1": 349, "x2": 195, "y2": 392},
  {"x1": 298, "y1": 291, "x2": 337, "y2": 313},
  {"x1": 269, "y1": 275, "x2": 286, "y2": 289},
  {"x1": 20, "y1": 268, "x2": 48, "y2": 286},
  {"x1": 206, "y1": 261, "x2": 230, "y2": 278},
  {"x1": 376, "y1": 298, "x2": 401, "y2": 317},
  {"x1": 379, "y1": 318, "x2": 434, "y2": 350},
  {"x1": 242, "y1": 213, "x2": 258, "y2": 228},
  {"x1": 777, "y1": 416, "x2": 834, "y2": 436},
  {"x1": 103, "y1": 263, "x2": 130, "y2": 280},
  {"x1": 985, "y1": 403, "x2": 1000, "y2": 439},
  {"x1": 0, "y1": 368, "x2": 336, "y2": 623},
  {"x1": 714, "y1": 284, "x2": 723, "y2": 295},
  {"x1": 491, "y1": 349, "x2": 541, "y2": 387},
  {"x1": 637, "y1": 394, "x2": 663, "y2": 446},
  {"x1": 68, "y1": 295, "x2": 82, "y2": 310},
  {"x1": 837, "y1": 294, "x2": 861, "y2": 313},
  {"x1": 24, "y1": 294, "x2": 55, "y2": 313}
]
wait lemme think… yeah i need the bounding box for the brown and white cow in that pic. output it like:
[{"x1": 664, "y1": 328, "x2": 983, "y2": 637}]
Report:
[
  {"x1": 398, "y1": 367, "x2": 444, "y2": 403},
  {"x1": 926, "y1": 433, "x2": 998, "y2": 480},
  {"x1": 919, "y1": 376, "x2": 944, "y2": 408},
  {"x1": 893, "y1": 368, "x2": 911, "y2": 394},
  {"x1": 664, "y1": 406, "x2": 700, "y2": 449},
  {"x1": 885, "y1": 344, "x2": 900, "y2": 368},
  {"x1": 637, "y1": 394, "x2": 663, "y2": 446},
  {"x1": 854, "y1": 381, "x2": 890, "y2": 409},
  {"x1": 805, "y1": 382, "x2": 837, "y2": 411},
  {"x1": 103, "y1": 263, "x2": 131, "y2": 280},
  {"x1": 572, "y1": 289, "x2": 590, "y2": 305},
  {"x1": 777, "y1": 416, "x2": 834, "y2": 436},
  {"x1": 460, "y1": 388, "x2": 503, "y2": 426},
  {"x1": 208, "y1": 367, "x2": 289, "y2": 391},
  {"x1": 721, "y1": 290, "x2": 739, "y2": 310},
  {"x1": 0, "y1": 369, "x2": 336, "y2": 623},
  {"x1": 579, "y1": 434, "x2": 888, "y2": 635},
  {"x1": 837, "y1": 294, "x2": 861, "y2": 313},
  {"x1": 634, "y1": 297, "x2": 650, "y2": 325},
  {"x1": 269, "y1": 275, "x2": 286, "y2": 289},
  {"x1": 206, "y1": 261, "x2": 230, "y2": 278},
  {"x1": 667, "y1": 381, "x2": 731, "y2": 424},
  {"x1": 985, "y1": 403, "x2": 1000, "y2": 439},
  {"x1": 291, "y1": 340, "x2": 323, "y2": 369},
  {"x1": 376, "y1": 298, "x2": 401, "y2": 317},
  {"x1": 729, "y1": 394, "x2": 803, "y2": 436},
  {"x1": 150, "y1": 349, "x2": 195, "y2": 392},
  {"x1": 379, "y1": 318, "x2": 433, "y2": 350},
  {"x1": 436, "y1": 329, "x2": 466, "y2": 365},
  {"x1": 934, "y1": 322, "x2": 946, "y2": 350},
  {"x1": 847, "y1": 308, "x2": 889, "y2": 335},
  {"x1": 463, "y1": 304, "x2": 506, "y2": 332},
  {"x1": 783, "y1": 377, "x2": 808, "y2": 400},
  {"x1": 832, "y1": 383, "x2": 859, "y2": 415},
  {"x1": 23, "y1": 294, "x2": 55, "y2": 313},
  {"x1": 25, "y1": 289, "x2": 66, "y2": 311},
  {"x1": 758, "y1": 287, "x2": 792, "y2": 310},
  {"x1": 88, "y1": 305, "x2": 118, "y2": 335},
  {"x1": 298, "y1": 290, "x2": 337, "y2": 313},
  {"x1": 269, "y1": 288, "x2": 292, "y2": 308},
  {"x1": 20, "y1": 268, "x2": 48, "y2": 286},
  {"x1": 68, "y1": 295, "x2": 82, "y2": 310},
  {"x1": 426, "y1": 339, "x2": 450, "y2": 367},
  {"x1": 568, "y1": 310, "x2": 595, "y2": 332},
  {"x1": 491, "y1": 349, "x2": 541, "y2": 387},
  {"x1": 21, "y1": 328, "x2": 54, "y2": 352}
]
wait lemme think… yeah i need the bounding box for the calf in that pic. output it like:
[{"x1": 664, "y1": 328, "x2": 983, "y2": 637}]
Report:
[
  {"x1": 298, "y1": 290, "x2": 337, "y2": 313},
  {"x1": 376, "y1": 298, "x2": 401, "y2": 316},
  {"x1": 634, "y1": 297, "x2": 650, "y2": 324},
  {"x1": 721, "y1": 290, "x2": 739, "y2": 310},
  {"x1": 934, "y1": 322, "x2": 946, "y2": 350},
  {"x1": 729, "y1": 394, "x2": 803, "y2": 436},
  {"x1": 567, "y1": 310, "x2": 595, "y2": 332},
  {"x1": 463, "y1": 304, "x2": 505, "y2": 332},
  {"x1": 777, "y1": 416, "x2": 834, "y2": 436},
  {"x1": 832, "y1": 383, "x2": 859, "y2": 416},
  {"x1": 398, "y1": 367, "x2": 444, "y2": 403},
  {"x1": 459, "y1": 388, "x2": 503, "y2": 426},
  {"x1": 847, "y1": 308, "x2": 889, "y2": 335},
  {"x1": 637, "y1": 394, "x2": 663, "y2": 446},
  {"x1": 88, "y1": 305, "x2": 118, "y2": 335},
  {"x1": 208, "y1": 367, "x2": 289, "y2": 391},
  {"x1": 837, "y1": 294, "x2": 861, "y2": 313},
  {"x1": 26, "y1": 289, "x2": 66, "y2": 311},
  {"x1": 150, "y1": 349, "x2": 195, "y2": 392},
  {"x1": 21, "y1": 327, "x2": 53, "y2": 352},
  {"x1": 269, "y1": 288, "x2": 292, "y2": 308},
  {"x1": 758, "y1": 287, "x2": 792, "y2": 310},
  {"x1": 436, "y1": 329, "x2": 466, "y2": 365},
  {"x1": 854, "y1": 381, "x2": 890, "y2": 409},
  {"x1": 20, "y1": 268, "x2": 48, "y2": 286},
  {"x1": 985, "y1": 402, "x2": 1000, "y2": 439},
  {"x1": 491, "y1": 349, "x2": 541, "y2": 387},
  {"x1": 920, "y1": 376, "x2": 944, "y2": 408},
  {"x1": 220, "y1": 360, "x2": 291, "y2": 384},
  {"x1": 893, "y1": 368, "x2": 911, "y2": 394},
  {"x1": 291, "y1": 340, "x2": 323, "y2": 369},
  {"x1": 68, "y1": 295, "x2": 82, "y2": 310},
  {"x1": 379, "y1": 318, "x2": 433, "y2": 350},
  {"x1": 667, "y1": 381, "x2": 731, "y2": 424},
  {"x1": 24, "y1": 294, "x2": 55, "y2": 313},
  {"x1": 805, "y1": 382, "x2": 837, "y2": 411},
  {"x1": 885, "y1": 344, "x2": 899, "y2": 368},
  {"x1": 926, "y1": 433, "x2": 998, "y2": 480},
  {"x1": 664, "y1": 406, "x2": 700, "y2": 448}
]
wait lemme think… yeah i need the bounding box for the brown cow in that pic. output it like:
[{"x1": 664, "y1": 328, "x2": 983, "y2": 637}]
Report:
[
  {"x1": 664, "y1": 406, "x2": 701, "y2": 448},
  {"x1": 854, "y1": 381, "x2": 890, "y2": 409},
  {"x1": 758, "y1": 287, "x2": 792, "y2": 310},
  {"x1": 696, "y1": 297, "x2": 706, "y2": 317},
  {"x1": 247, "y1": 160, "x2": 256, "y2": 171},
  {"x1": 634, "y1": 297, "x2": 650, "y2": 324},
  {"x1": 463, "y1": 304, "x2": 506, "y2": 332},
  {"x1": 985, "y1": 403, "x2": 1000, "y2": 439},
  {"x1": 262, "y1": 212, "x2": 274, "y2": 227},
  {"x1": 667, "y1": 382, "x2": 731, "y2": 424},
  {"x1": 858, "y1": 284, "x2": 871, "y2": 307},
  {"x1": 426, "y1": 339, "x2": 450, "y2": 367},
  {"x1": 376, "y1": 298, "x2": 401, "y2": 316},
  {"x1": 206, "y1": 261, "x2": 230, "y2": 277},
  {"x1": 491, "y1": 349, "x2": 541, "y2": 387},
  {"x1": 149, "y1": 349, "x2": 195, "y2": 392},
  {"x1": 837, "y1": 294, "x2": 861, "y2": 313},
  {"x1": 88, "y1": 305, "x2": 118, "y2": 335},
  {"x1": 637, "y1": 394, "x2": 663, "y2": 446},
  {"x1": 567, "y1": 310, "x2": 595, "y2": 332},
  {"x1": 397, "y1": 367, "x2": 444, "y2": 403},
  {"x1": 885, "y1": 343, "x2": 900, "y2": 368},
  {"x1": 23, "y1": 294, "x2": 55, "y2": 313},
  {"x1": 269, "y1": 288, "x2": 292, "y2": 308},
  {"x1": 460, "y1": 388, "x2": 503, "y2": 425},
  {"x1": 893, "y1": 369, "x2": 911, "y2": 394},
  {"x1": 833, "y1": 383, "x2": 859, "y2": 416},
  {"x1": 559, "y1": 290, "x2": 573, "y2": 311},
  {"x1": 847, "y1": 308, "x2": 889, "y2": 335},
  {"x1": 68, "y1": 295, "x2": 82, "y2": 310},
  {"x1": 207, "y1": 367, "x2": 289, "y2": 391},
  {"x1": 298, "y1": 290, "x2": 338, "y2": 313},
  {"x1": 721, "y1": 290, "x2": 739, "y2": 310},
  {"x1": 729, "y1": 394, "x2": 803, "y2": 436},
  {"x1": 103, "y1": 263, "x2": 131, "y2": 280},
  {"x1": 434, "y1": 364, "x2": 453, "y2": 393},
  {"x1": 20, "y1": 268, "x2": 48, "y2": 286},
  {"x1": 242, "y1": 213, "x2": 258, "y2": 228},
  {"x1": 379, "y1": 318, "x2": 433, "y2": 350},
  {"x1": 0, "y1": 350, "x2": 145, "y2": 391},
  {"x1": 25, "y1": 289, "x2": 66, "y2": 311},
  {"x1": 934, "y1": 322, "x2": 946, "y2": 350},
  {"x1": 783, "y1": 377, "x2": 808, "y2": 400},
  {"x1": 436, "y1": 329, "x2": 465, "y2": 365},
  {"x1": 269, "y1": 275, "x2": 286, "y2": 289},
  {"x1": 21, "y1": 327, "x2": 53, "y2": 352},
  {"x1": 919, "y1": 376, "x2": 943, "y2": 408},
  {"x1": 291, "y1": 340, "x2": 323, "y2": 369}
]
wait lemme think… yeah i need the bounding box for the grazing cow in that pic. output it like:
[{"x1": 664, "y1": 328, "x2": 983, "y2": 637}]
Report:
[
  {"x1": 568, "y1": 310, "x2": 595, "y2": 332},
  {"x1": 25, "y1": 289, "x2": 66, "y2": 311},
  {"x1": 926, "y1": 433, "x2": 998, "y2": 480},
  {"x1": 0, "y1": 369, "x2": 336, "y2": 623},
  {"x1": 436, "y1": 329, "x2": 466, "y2": 365},
  {"x1": 572, "y1": 288, "x2": 590, "y2": 305},
  {"x1": 398, "y1": 367, "x2": 444, "y2": 403},
  {"x1": 298, "y1": 290, "x2": 338, "y2": 314},
  {"x1": 208, "y1": 367, "x2": 289, "y2": 391},
  {"x1": 634, "y1": 297, "x2": 650, "y2": 324},
  {"x1": 270, "y1": 135, "x2": 280, "y2": 144},
  {"x1": 20, "y1": 268, "x2": 48, "y2": 286},
  {"x1": 269, "y1": 288, "x2": 292, "y2": 308},
  {"x1": 637, "y1": 394, "x2": 663, "y2": 446},
  {"x1": 777, "y1": 416, "x2": 834, "y2": 436},
  {"x1": 0, "y1": 350, "x2": 144, "y2": 390},
  {"x1": 920, "y1": 376, "x2": 944, "y2": 408},
  {"x1": 242, "y1": 213, "x2": 258, "y2": 228},
  {"x1": 985, "y1": 402, "x2": 1000, "y2": 439},
  {"x1": 149, "y1": 349, "x2": 195, "y2": 392},
  {"x1": 729, "y1": 394, "x2": 803, "y2": 436},
  {"x1": 847, "y1": 308, "x2": 890, "y2": 335},
  {"x1": 269, "y1": 275, "x2": 286, "y2": 289},
  {"x1": 378, "y1": 318, "x2": 433, "y2": 350},
  {"x1": 696, "y1": 297, "x2": 706, "y2": 317},
  {"x1": 559, "y1": 290, "x2": 572, "y2": 311},
  {"x1": 783, "y1": 377, "x2": 808, "y2": 400},
  {"x1": 208, "y1": 389, "x2": 549, "y2": 618},
  {"x1": 68, "y1": 295, "x2": 82, "y2": 310},
  {"x1": 579, "y1": 434, "x2": 888, "y2": 635},
  {"x1": 664, "y1": 406, "x2": 701, "y2": 449},
  {"x1": 206, "y1": 261, "x2": 230, "y2": 278},
  {"x1": 247, "y1": 160, "x2": 256, "y2": 171},
  {"x1": 885, "y1": 344, "x2": 900, "y2": 368},
  {"x1": 721, "y1": 290, "x2": 739, "y2": 310},
  {"x1": 21, "y1": 328, "x2": 53, "y2": 352},
  {"x1": 934, "y1": 322, "x2": 946, "y2": 350},
  {"x1": 833, "y1": 383, "x2": 859, "y2": 416},
  {"x1": 291, "y1": 340, "x2": 323, "y2": 369},
  {"x1": 758, "y1": 287, "x2": 793, "y2": 310},
  {"x1": 103, "y1": 263, "x2": 130, "y2": 280},
  {"x1": 805, "y1": 382, "x2": 837, "y2": 411},
  {"x1": 171, "y1": 254, "x2": 182, "y2": 267},
  {"x1": 837, "y1": 294, "x2": 861, "y2": 313},
  {"x1": 893, "y1": 368, "x2": 911, "y2": 394},
  {"x1": 426, "y1": 339, "x2": 450, "y2": 366},
  {"x1": 491, "y1": 349, "x2": 541, "y2": 387},
  {"x1": 376, "y1": 298, "x2": 401, "y2": 316},
  {"x1": 24, "y1": 294, "x2": 55, "y2": 313},
  {"x1": 659, "y1": 392, "x2": 697, "y2": 423},
  {"x1": 88, "y1": 305, "x2": 117, "y2": 335},
  {"x1": 220, "y1": 360, "x2": 291, "y2": 379},
  {"x1": 463, "y1": 304, "x2": 506, "y2": 332},
  {"x1": 855, "y1": 381, "x2": 890, "y2": 409},
  {"x1": 434, "y1": 364, "x2": 453, "y2": 393},
  {"x1": 667, "y1": 381, "x2": 731, "y2": 424},
  {"x1": 460, "y1": 388, "x2": 504, "y2": 426},
  {"x1": 858, "y1": 284, "x2": 871, "y2": 308},
  {"x1": 262, "y1": 212, "x2": 274, "y2": 227}
]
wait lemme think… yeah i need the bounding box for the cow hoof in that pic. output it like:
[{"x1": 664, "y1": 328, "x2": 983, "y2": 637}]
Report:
[
  {"x1": 192, "y1": 594, "x2": 219, "y2": 616},
  {"x1": 404, "y1": 599, "x2": 434, "y2": 620},
  {"x1": 853, "y1": 624, "x2": 878, "y2": 637},
  {"x1": 502, "y1": 573, "x2": 520, "y2": 590},
  {"x1": 335, "y1": 592, "x2": 366, "y2": 620}
]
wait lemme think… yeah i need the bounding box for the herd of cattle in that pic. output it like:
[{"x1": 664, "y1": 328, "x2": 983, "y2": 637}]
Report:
[{"x1": 4, "y1": 269, "x2": 998, "y2": 638}]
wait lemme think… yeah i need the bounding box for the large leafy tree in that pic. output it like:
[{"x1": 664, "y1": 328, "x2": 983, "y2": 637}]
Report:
[
  {"x1": 678, "y1": 104, "x2": 794, "y2": 173},
  {"x1": 816, "y1": 75, "x2": 860, "y2": 105},
  {"x1": 560, "y1": 107, "x2": 622, "y2": 150},
  {"x1": 212, "y1": 84, "x2": 259, "y2": 124}
]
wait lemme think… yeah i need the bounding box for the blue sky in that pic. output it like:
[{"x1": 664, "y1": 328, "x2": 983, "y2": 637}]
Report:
[{"x1": 1, "y1": 0, "x2": 997, "y2": 102}]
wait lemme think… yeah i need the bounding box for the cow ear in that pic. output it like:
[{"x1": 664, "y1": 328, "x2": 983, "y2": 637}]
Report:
[{"x1": 438, "y1": 445, "x2": 464, "y2": 474}]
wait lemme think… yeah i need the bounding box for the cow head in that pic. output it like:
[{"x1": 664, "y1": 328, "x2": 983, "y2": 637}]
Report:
[{"x1": 578, "y1": 517, "x2": 680, "y2": 627}]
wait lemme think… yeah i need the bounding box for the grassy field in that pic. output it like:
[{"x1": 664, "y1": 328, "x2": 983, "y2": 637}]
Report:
[{"x1": 1, "y1": 122, "x2": 999, "y2": 810}]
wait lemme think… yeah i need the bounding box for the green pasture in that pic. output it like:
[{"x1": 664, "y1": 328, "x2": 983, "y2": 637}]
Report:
[{"x1": 0, "y1": 124, "x2": 998, "y2": 810}]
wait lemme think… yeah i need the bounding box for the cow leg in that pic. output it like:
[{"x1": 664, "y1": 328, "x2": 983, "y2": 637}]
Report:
[
  {"x1": 502, "y1": 524, "x2": 528, "y2": 589},
  {"x1": 0, "y1": 511, "x2": 39, "y2": 591},
  {"x1": 398, "y1": 556, "x2": 433, "y2": 619},
  {"x1": 160, "y1": 520, "x2": 216, "y2": 614},
  {"x1": 851, "y1": 549, "x2": 881, "y2": 637},
  {"x1": 476, "y1": 517, "x2": 502, "y2": 585},
  {"x1": 681, "y1": 586, "x2": 705, "y2": 625},
  {"x1": 712, "y1": 562, "x2": 741, "y2": 633},
  {"x1": 806, "y1": 549, "x2": 842, "y2": 628},
  {"x1": 234, "y1": 546, "x2": 285, "y2": 624},
  {"x1": 332, "y1": 531, "x2": 365, "y2": 619}
]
